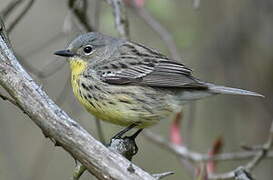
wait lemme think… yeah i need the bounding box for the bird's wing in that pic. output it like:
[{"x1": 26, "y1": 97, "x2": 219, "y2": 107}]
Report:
[{"x1": 95, "y1": 42, "x2": 206, "y2": 88}]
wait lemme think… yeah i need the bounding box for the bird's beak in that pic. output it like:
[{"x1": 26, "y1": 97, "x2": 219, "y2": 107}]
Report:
[{"x1": 54, "y1": 49, "x2": 76, "y2": 57}]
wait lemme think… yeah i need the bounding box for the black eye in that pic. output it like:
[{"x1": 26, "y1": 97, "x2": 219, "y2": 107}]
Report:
[{"x1": 83, "y1": 45, "x2": 93, "y2": 54}]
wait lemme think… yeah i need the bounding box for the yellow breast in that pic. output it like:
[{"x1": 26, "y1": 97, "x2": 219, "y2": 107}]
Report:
[
  {"x1": 69, "y1": 59, "x2": 136, "y2": 125},
  {"x1": 69, "y1": 58, "x2": 162, "y2": 128}
]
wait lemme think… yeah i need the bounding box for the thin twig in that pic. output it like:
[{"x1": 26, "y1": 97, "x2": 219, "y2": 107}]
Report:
[
  {"x1": 0, "y1": 0, "x2": 24, "y2": 20},
  {"x1": 95, "y1": 119, "x2": 106, "y2": 144},
  {"x1": 133, "y1": 6, "x2": 181, "y2": 60},
  {"x1": 104, "y1": 0, "x2": 130, "y2": 39},
  {"x1": 7, "y1": 0, "x2": 35, "y2": 33},
  {"x1": 208, "y1": 170, "x2": 235, "y2": 180},
  {"x1": 186, "y1": 102, "x2": 196, "y2": 147},
  {"x1": 245, "y1": 120, "x2": 273, "y2": 171},
  {"x1": 209, "y1": 120, "x2": 273, "y2": 179},
  {"x1": 209, "y1": 121, "x2": 273, "y2": 180},
  {"x1": 92, "y1": 0, "x2": 101, "y2": 31},
  {"x1": 144, "y1": 121, "x2": 273, "y2": 180},
  {"x1": 208, "y1": 167, "x2": 254, "y2": 180},
  {"x1": 68, "y1": 0, "x2": 93, "y2": 32},
  {"x1": 152, "y1": 171, "x2": 174, "y2": 180},
  {"x1": 143, "y1": 131, "x2": 273, "y2": 162}
]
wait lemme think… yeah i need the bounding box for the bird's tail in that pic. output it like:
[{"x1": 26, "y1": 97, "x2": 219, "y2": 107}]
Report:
[{"x1": 206, "y1": 83, "x2": 264, "y2": 97}]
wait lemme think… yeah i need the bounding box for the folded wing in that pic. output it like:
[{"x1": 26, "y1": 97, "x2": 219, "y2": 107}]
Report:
[{"x1": 95, "y1": 41, "x2": 207, "y2": 89}]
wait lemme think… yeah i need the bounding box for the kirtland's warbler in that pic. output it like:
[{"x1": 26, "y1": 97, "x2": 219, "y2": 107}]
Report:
[{"x1": 54, "y1": 32, "x2": 263, "y2": 130}]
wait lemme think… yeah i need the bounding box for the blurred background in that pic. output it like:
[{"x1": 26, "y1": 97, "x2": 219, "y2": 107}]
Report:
[{"x1": 0, "y1": 0, "x2": 272, "y2": 179}]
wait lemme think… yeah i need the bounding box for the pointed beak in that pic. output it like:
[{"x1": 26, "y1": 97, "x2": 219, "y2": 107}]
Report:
[{"x1": 54, "y1": 50, "x2": 76, "y2": 57}]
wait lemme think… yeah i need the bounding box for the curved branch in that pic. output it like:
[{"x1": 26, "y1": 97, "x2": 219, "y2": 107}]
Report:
[{"x1": 0, "y1": 19, "x2": 155, "y2": 180}]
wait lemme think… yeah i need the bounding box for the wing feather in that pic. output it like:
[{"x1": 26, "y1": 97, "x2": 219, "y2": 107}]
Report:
[{"x1": 95, "y1": 42, "x2": 205, "y2": 88}]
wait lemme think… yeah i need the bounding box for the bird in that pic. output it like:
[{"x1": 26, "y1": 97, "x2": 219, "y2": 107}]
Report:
[{"x1": 54, "y1": 32, "x2": 263, "y2": 135}]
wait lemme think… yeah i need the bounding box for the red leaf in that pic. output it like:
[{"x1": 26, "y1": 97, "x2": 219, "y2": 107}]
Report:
[
  {"x1": 206, "y1": 137, "x2": 223, "y2": 173},
  {"x1": 169, "y1": 112, "x2": 183, "y2": 145}
]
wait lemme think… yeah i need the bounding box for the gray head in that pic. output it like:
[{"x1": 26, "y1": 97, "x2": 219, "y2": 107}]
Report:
[{"x1": 54, "y1": 32, "x2": 119, "y2": 61}]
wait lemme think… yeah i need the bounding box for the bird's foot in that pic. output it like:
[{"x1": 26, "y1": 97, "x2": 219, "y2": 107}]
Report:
[{"x1": 108, "y1": 127, "x2": 143, "y2": 161}]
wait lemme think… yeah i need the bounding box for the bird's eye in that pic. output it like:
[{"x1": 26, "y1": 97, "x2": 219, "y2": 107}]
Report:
[{"x1": 83, "y1": 45, "x2": 93, "y2": 55}]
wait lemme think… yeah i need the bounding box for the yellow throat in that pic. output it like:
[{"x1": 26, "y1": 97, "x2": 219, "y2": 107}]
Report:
[
  {"x1": 69, "y1": 58, "x2": 88, "y2": 95},
  {"x1": 69, "y1": 58, "x2": 88, "y2": 78}
]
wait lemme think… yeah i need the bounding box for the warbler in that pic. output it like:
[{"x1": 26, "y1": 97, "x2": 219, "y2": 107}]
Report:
[{"x1": 54, "y1": 32, "x2": 263, "y2": 130}]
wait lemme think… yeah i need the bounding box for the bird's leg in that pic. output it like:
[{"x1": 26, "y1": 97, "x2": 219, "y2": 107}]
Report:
[
  {"x1": 129, "y1": 129, "x2": 143, "y2": 140},
  {"x1": 112, "y1": 123, "x2": 138, "y2": 139}
]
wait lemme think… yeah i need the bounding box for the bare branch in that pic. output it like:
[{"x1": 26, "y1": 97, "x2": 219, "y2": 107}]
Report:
[
  {"x1": 68, "y1": 0, "x2": 93, "y2": 32},
  {"x1": 0, "y1": 0, "x2": 24, "y2": 20},
  {"x1": 245, "y1": 120, "x2": 273, "y2": 171},
  {"x1": 92, "y1": 0, "x2": 102, "y2": 31},
  {"x1": 104, "y1": 0, "x2": 130, "y2": 39},
  {"x1": 208, "y1": 170, "x2": 235, "y2": 180},
  {"x1": 143, "y1": 131, "x2": 273, "y2": 162},
  {"x1": 144, "y1": 120, "x2": 273, "y2": 180},
  {"x1": 7, "y1": 0, "x2": 35, "y2": 33},
  {"x1": 0, "y1": 19, "x2": 155, "y2": 180},
  {"x1": 133, "y1": 6, "x2": 181, "y2": 60},
  {"x1": 234, "y1": 167, "x2": 254, "y2": 180},
  {"x1": 152, "y1": 171, "x2": 174, "y2": 180},
  {"x1": 208, "y1": 120, "x2": 273, "y2": 179},
  {"x1": 208, "y1": 167, "x2": 254, "y2": 180}
]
